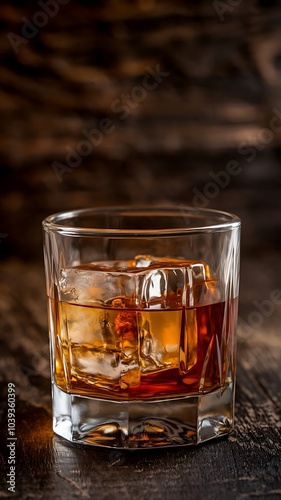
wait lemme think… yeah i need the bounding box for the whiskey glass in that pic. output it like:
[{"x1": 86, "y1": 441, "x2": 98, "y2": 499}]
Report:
[{"x1": 42, "y1": 206, "x2": 241, "y2": 449}]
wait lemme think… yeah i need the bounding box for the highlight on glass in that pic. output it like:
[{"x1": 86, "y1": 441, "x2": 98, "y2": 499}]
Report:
[{"x1": 42, "y1": 206, "x2": 241, "y2": 449}]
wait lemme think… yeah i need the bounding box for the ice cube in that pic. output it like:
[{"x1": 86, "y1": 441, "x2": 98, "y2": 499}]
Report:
[
  {"x1": 131, "y1": 255, "x2": 213, "y2": 308},
  {"x1": 138, "y1": 310, "x2": 182, "y2": 372},
  {"x1": 59, "y1": 302, "x2": 140, "y2": 390},
  {"x1": 60, "y1": 301, "x2": 119, "y2": 345},
  {"x1": 57, "y1": 256, "x2": 217, "y2": 390},
  {"x1": 133, "y1": 255, "x2": 153, "y2": 268},
  {"x1": 59, "y1": 263, "x2": 137, "y2": 306},
  {"x1": 71, "y1": 345, "x2": 122, "y2": 380},
  {"x1": 59, "y1": 256, "x2": 214, "y2": 308},
  {"x1": 135, "y1": 267, "x2": 188, "y2": 308}
]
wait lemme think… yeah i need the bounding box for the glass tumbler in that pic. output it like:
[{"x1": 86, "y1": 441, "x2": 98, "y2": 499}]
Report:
[{"x1": 42, "y1": 206, "x2": 241, "y2": 449}]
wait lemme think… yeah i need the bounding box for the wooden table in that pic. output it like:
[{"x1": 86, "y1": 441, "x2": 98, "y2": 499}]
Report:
[{"x1": 0, "y1": 256, "x2": 280, "y2": 499}]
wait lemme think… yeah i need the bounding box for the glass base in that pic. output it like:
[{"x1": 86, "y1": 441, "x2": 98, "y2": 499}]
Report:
[{"x1": 52, "y1": 382, "x2": 234, "y2": 449}]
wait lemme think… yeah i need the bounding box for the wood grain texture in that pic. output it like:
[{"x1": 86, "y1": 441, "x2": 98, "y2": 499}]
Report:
[{"x1": 0, "y1": 258, "x2": 280, "y2": 499}]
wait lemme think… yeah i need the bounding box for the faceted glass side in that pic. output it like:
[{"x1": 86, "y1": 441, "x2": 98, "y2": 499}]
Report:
[{"x1": 46, "y1": 253, "x2": 239, "y2": 448}]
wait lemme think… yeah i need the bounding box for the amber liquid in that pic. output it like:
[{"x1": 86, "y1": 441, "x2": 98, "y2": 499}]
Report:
[{"x1": 51, "y1": 295, "x2": 237, "y2": 401}]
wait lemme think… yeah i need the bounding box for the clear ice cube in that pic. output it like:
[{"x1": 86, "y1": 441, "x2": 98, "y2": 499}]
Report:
[
  {"x1": 59, "y1": 264, "x2": 137, "y2": 306},
  {"x1": 59, "y1": 255, "x2": 212, "y2": 308},
  {"x1": 57, "y1": 256, "x2": 215, "y2": 389},
  {"x1": 138, "y1": 309, "x2": 182, "y2": 372},
  {"x1": 59, "y1": 302, "x2": 139, "y2": 388}
]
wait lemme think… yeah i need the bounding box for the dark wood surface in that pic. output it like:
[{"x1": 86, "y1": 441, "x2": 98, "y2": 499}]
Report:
[
  {"x1": 1, "y1": 0, "x2": 281, "y2": 498},
  {"x1": 0, "y1": 253, "x2": 280, "y2": 499}
]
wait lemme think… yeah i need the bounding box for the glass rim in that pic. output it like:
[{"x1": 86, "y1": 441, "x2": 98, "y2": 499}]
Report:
[{"x1": 42, "y1": 206, "x2": 241, "y2": 237}]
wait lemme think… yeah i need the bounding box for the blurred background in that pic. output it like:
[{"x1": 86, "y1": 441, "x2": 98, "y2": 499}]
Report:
[{"x1": 0, "y1": 0, "x2": 281, "y2": 309}]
